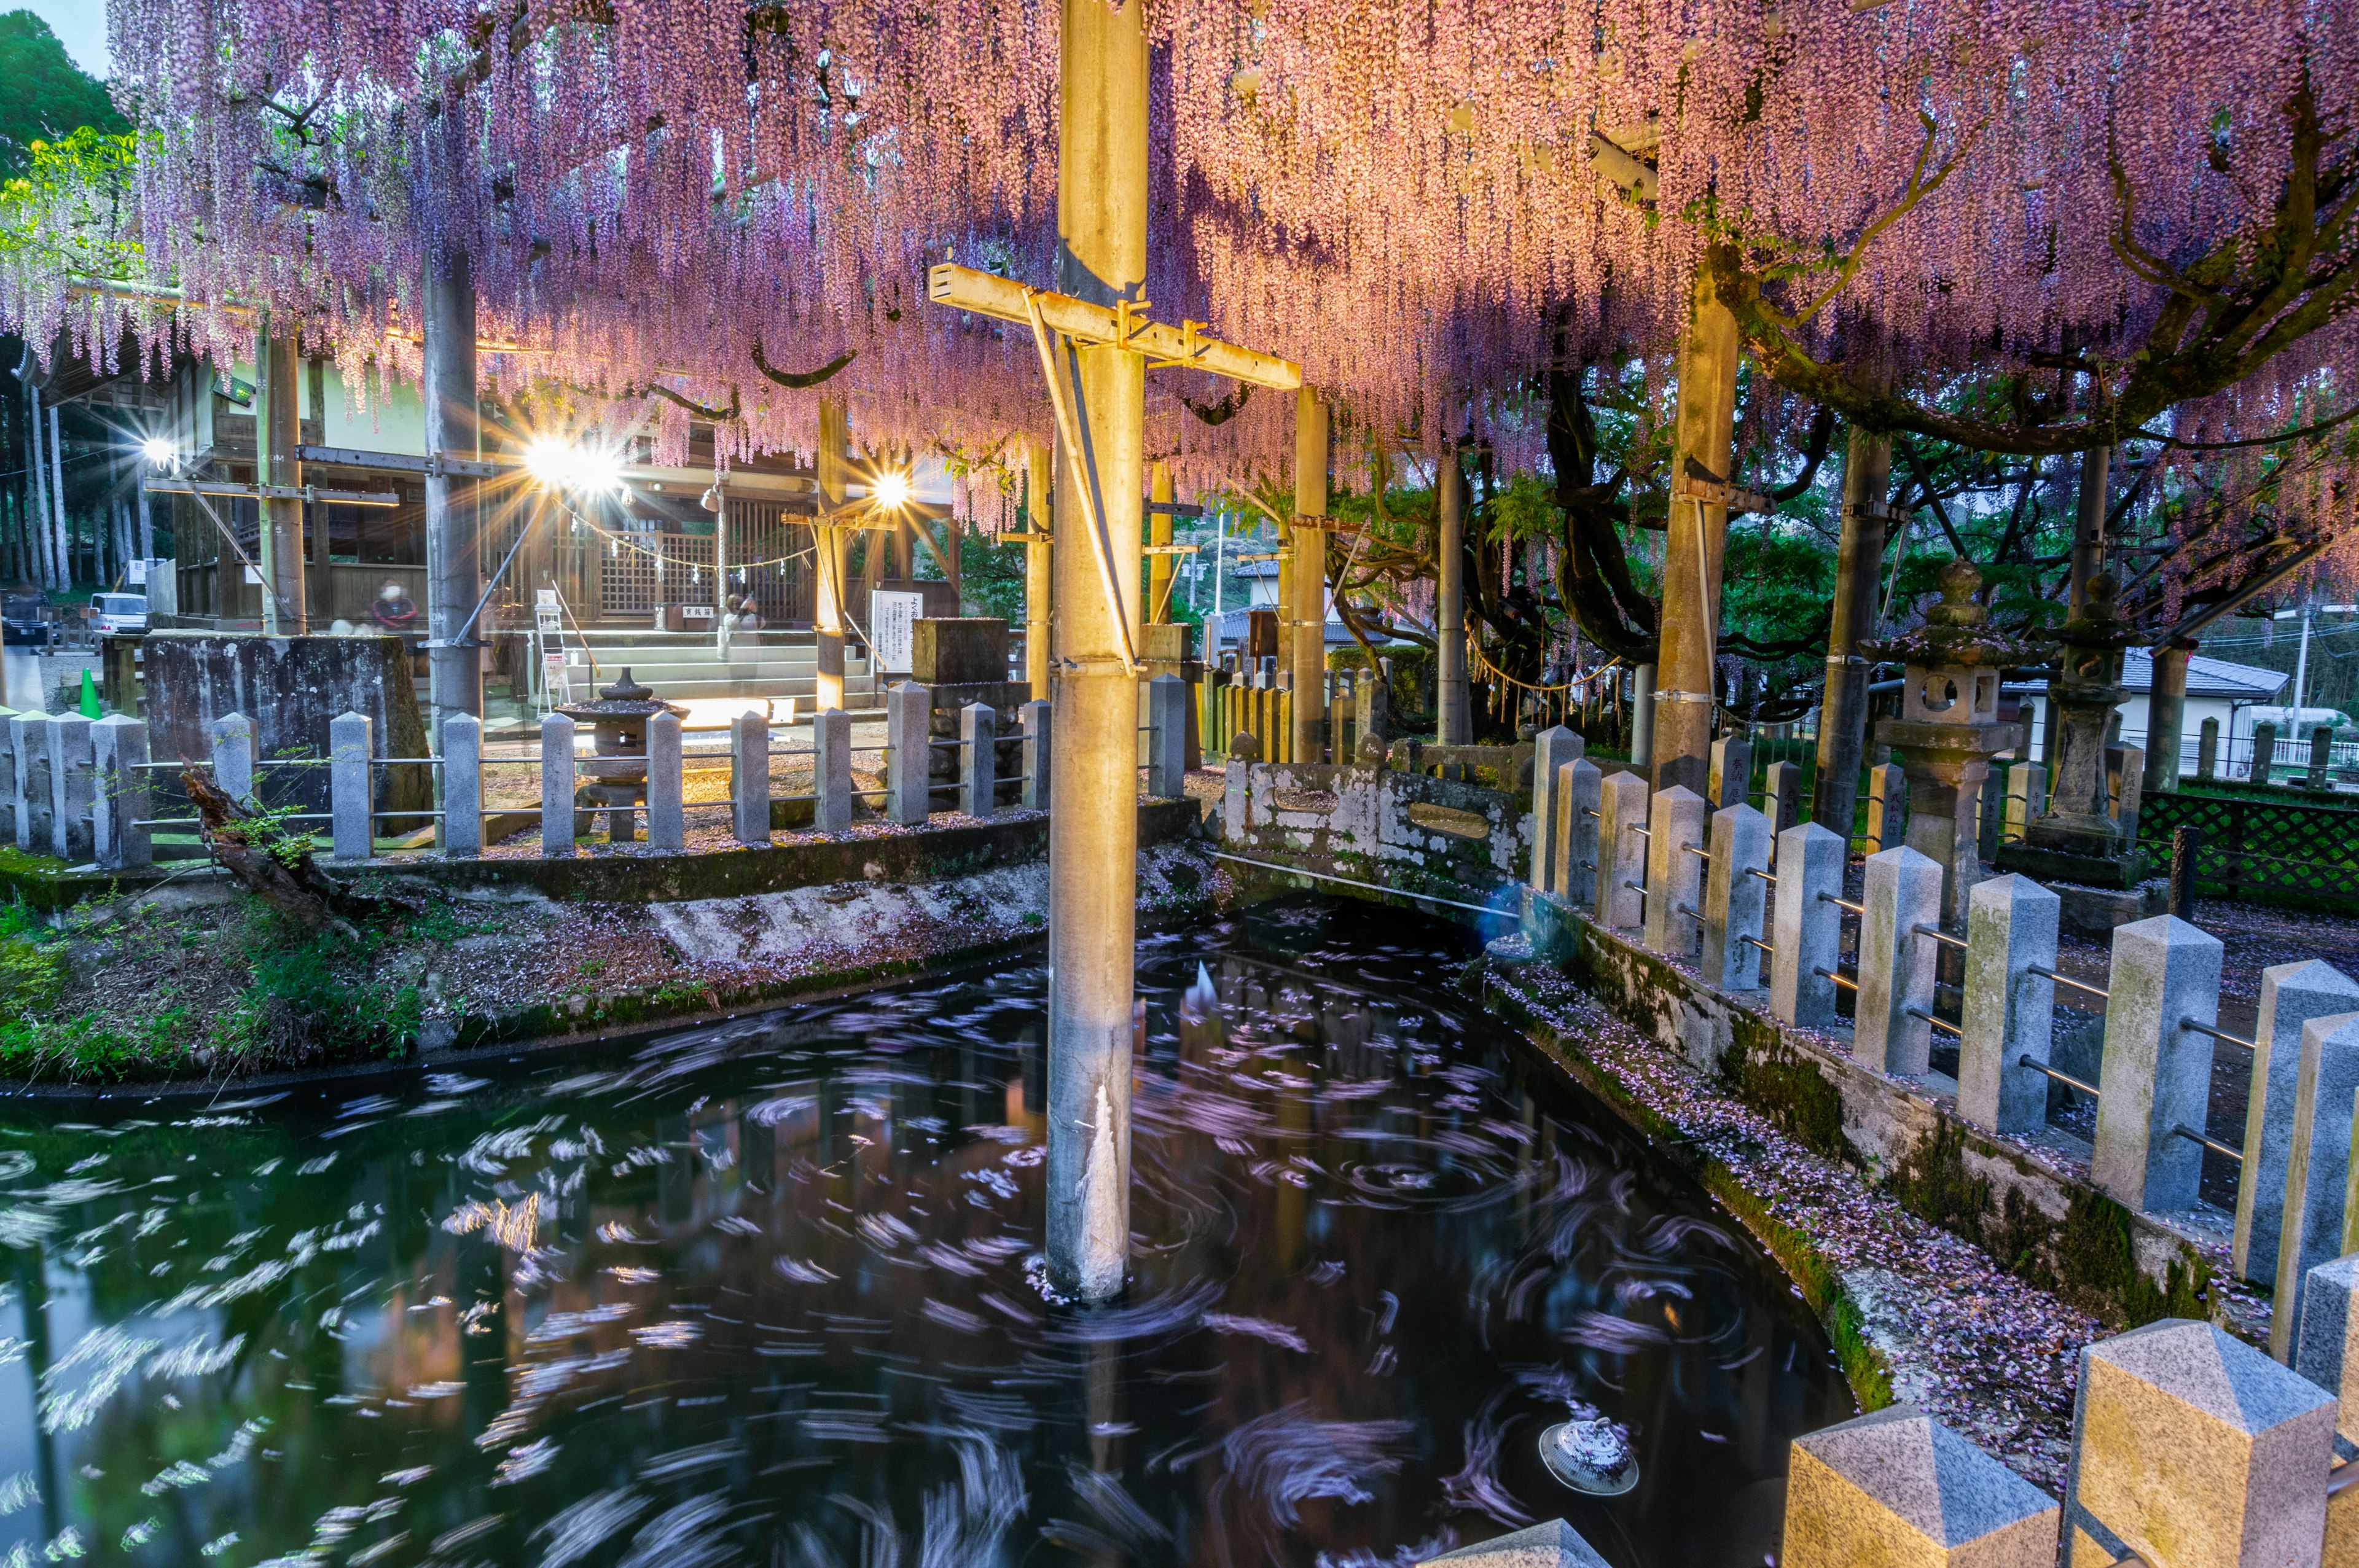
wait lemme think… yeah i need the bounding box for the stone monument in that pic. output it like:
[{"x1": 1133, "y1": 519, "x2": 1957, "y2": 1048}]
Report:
[{"x1": 1862, "y1": 559, "x2": 2042, "y2": 930}]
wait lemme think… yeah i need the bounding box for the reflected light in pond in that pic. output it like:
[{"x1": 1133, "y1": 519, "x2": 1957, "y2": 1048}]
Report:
[{"x1": 0, "y1": 897, "x2": 1850, "y2": 1567}]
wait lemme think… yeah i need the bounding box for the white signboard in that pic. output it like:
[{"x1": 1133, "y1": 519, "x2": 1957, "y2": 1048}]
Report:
[
  {"x1": 869, "y1": 590, "x2": 926, "y2": 676},
  {"x1": 127, "y1": 559, "x2": 149, "y2": 585}
]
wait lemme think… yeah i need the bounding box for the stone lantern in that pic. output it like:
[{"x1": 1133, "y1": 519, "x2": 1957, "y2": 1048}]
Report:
[
  {"x1": 1864, "y1": 559, "x2": 2045, "y2": 929},
  {"x1": 557, "y1": 668, "x2": 684, "y2": 841},
  {"x1": 1993, "y1": 571, "x2": 2150, "y2": 895}
]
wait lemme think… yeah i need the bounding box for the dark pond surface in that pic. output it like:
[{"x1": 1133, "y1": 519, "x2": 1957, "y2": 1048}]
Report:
[{"x1": 0, "y1": 897, "x2": 1851, "y2": 1568}]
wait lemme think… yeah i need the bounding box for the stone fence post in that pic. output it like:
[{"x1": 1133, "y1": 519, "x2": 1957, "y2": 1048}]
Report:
[
  {"x1": 1762, "y1": 759, "x2": 1802, "y2": 841},
  {"x1": 12, "y1": 714, "x2": 51, "y2": 854},
  {"x1": 958, "y1": 703, "x2": 995, "y2": 819},
  {"x1": 1641, "y1": 784, "x2": 1707, "y2": 958},
  {"x1": 812, "y1": 708, "x2": 852, "y2": 832},
  {"x1": 1021, "y1": 698, "x2": 1052, "y2": 811},
  {"x1": 1552, "y1": 756, "x2": 1602, "y2": 911},
  {"x1": 1865, "y1": 760, "x2": 1906, "y2": 852},
  {"x1": 330, "y1": 711, "x2": 374, "y2": 862},
  {"x1": 1784, "y1": 1405, "x2": 2059, "y2": 1568},
  {"x1": 1708, "y1": 733, "x2": 1751, "y2": 811},
  {"x1": 2273, "y1": 1012, "x2": 2359, "y2": 1361},
  {"x1": 1420, "y1": 1521, "x2": 1610, "y2": 1567},
  {"x1": 2198, "y1": 717, "x2": 2220, "y2": 781},
  {"x1": 1770, "y1": 822, "x2": 1845, "y2": 1029},
  {"x1": 90, "y1": 714, "x2": 151, "y2": 872},
  {"x1": 1148, "y1": 674, "x2": 1188, "y2": 799},
  {"x1": 441, "y1": 713, "x2": 483, "y2": 857},
  {"x1": 2296, "y1": 1255, "x2": 2359, "y2": 1445},
  {"x1": 50, "y1": 712, "x2": 92, "y2": 863},
  {"x1": 2236, "y1": 963, "x2": 2359, "y2": 1287},
  {"x1": 1702, "y1": 803, "x2": 1770, "y2": 993},
  {"x1": 2004, "y1": 760, "x2": 2044, "y2": 845},
  {"x1": 1531, "y1": 725, "x2": 1581, "y2": 894},
  {"x1": 541, "y1": 711, "x2": 577, "y2": 857},
  {"x1": 1855, "y1": 844, "x2": 1943, "y2": 1077},
  {"x1": 645, "y1": 710, "x2": 683, "y2": 852},
  {"x1": 886, "y1": 681, "x2": 931, "y2": 825},
  {"x1": 1957, "y1": 874, "x2": 2060, "y2": 1134},
  {"x1": 730, "y1": 709, "x2": 770, "y2": 846},
  {"x1": 2091, "y1": 914, "x2": 2223, "y2": 1214},
  {"x1": 0, "y1": 704, "x2": 16, "y2": 845},
  {"x1": 209, "y1": 711, "x2": 254, "y2": 806},
  {"x1": 1594, "y1": 770, "x2": 1649, "y2": 931},
  {"x1": 2065, "y1": 1319, "x2": 2333, "y2": 1568}
]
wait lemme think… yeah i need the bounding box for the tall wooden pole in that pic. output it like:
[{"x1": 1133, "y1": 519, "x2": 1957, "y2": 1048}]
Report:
[
  {"x1": 2069, "y1": 447, "x2": 2108, "y2": 615},
  {"x1": 1046, "y1": 0, "x2": 1147, "y2": 1303},
  {"x1": 254, "y1": 317, "x2": 307, "y2": 634},
  {"x1": 1653, "y1": 263, "x2": 1741, "y2": 794},
  {"x1": 1148, "y1": 461, "x2": 1173, "y2": 623},
  {"x1": 1027, "y1": 441, "x2": 1052, "y2": 699},
  {"x1": 814, "y1": 398, "x2": 850, "y2": 711},
  {"x1": 1436, "y1": 444, "x2": 1471, "y2": 744},
  {"x1": 1291, "y1": 389, "x2": 1329, "y2": 760},
  {"x1": 1812, "y1": 417, "x2": 1893, "y2": 836},
  {"x1": 423, "y1": 246, "x2": 481, "y2": 735}
]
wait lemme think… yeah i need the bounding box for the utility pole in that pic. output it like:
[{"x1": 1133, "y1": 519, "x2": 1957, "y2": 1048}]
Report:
[{"x1": 423, "y1": 244, "x2": 482, "y2": 736}]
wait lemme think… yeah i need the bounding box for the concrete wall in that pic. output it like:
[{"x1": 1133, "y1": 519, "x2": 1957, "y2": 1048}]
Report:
[
  {"x1": 141, "y1": 631, "x2": 432, "y2": 820},
  {"x1": 1220, "y1": 759, "x2": 1534, "y2": 897}
]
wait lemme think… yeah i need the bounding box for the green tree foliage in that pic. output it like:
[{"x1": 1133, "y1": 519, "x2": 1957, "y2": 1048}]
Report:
[{"x1": 0, "y1": 11, "x2": 123, "y2": 182}]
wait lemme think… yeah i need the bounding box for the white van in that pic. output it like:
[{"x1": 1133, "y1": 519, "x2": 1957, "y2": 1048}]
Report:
[{"x1": 93, "y1": 593, "x2": 149, "y2": 636}]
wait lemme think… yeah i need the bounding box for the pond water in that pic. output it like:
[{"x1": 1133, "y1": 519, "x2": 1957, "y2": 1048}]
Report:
[{"x1": 0, "y1": 897, "x2": 1852, "y2": 1568}]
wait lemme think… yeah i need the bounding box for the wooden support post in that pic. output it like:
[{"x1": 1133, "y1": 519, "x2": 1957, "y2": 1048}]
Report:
[
  {"x1": 423, "y1": 245, "x2": 481, "y2": 736},
  {"x1": 1815, "y1": 412, "x2": 1892, "y2": 837},
  {"x1": 815, "y1": 399, "x2": 850, "y2": 711},
  {"x1": 255, "y1": 317, "x2": 307, "y2": 634},
  {"x1": 1654, "y1": 261, "x2": 1740, "y2": 796},
  {"x1": 1148, "y1": 461, "x2": 1173, "y2": 623},
  {"x1": 1027, "y1": 442, "x2": 1052, "y2": 700},
  {"x1": 1292, "y1": 389, "x2": 1329, "y2": 762}
]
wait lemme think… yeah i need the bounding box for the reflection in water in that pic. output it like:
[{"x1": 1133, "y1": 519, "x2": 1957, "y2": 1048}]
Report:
[{"x1": 0, "y1": 898, "x2": 1849, "y2": 1567}]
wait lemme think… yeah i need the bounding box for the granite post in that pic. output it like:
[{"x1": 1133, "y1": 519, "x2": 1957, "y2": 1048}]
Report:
[
  {"x1": 1762, "y1": 759, "x2": 1803, "y2": 840},
  {"x1": 89, "y1": 714, "x2": 151, "y2": 872},
  {"x1": 958, "y1": 702, "x2": 995, "y2": 820},
  {"x1": 1771, "y1": 822, "x2": 1847, "y2": 1029},
  {"x1": 2003, "y1": 762, "x2": 2044, "y2": 846},
  {"x1": 1146, "y1": 674, "x2": 1187, "y2": 799},
  {"x1": 2091, "y1": 914, "x2": 2224, "y2": 1214},
  {"x1": 47, "y1": 713, "x2": 92, "y2": 864},
  {"x1": 1702, "y1": 802, "x2": 1771, "y2": 993},
  {"x1": 1594, "y1": 770, "x2": 1649, "y2": 931},
  {"x1": 2294, "y1": 1255, "x2": 2359, "y2": 1442},
  {"x1": 540, "y1": 711, "x2": 577, "y2": 856},
  {"x1": 1022, "y1": 698, "x2": 1052, "y2": 811},
  {"x1": 1785, "y1": 1406, "x2": 2059, "y2": 1568},
  {"x1": 2273, "y1": 1012, "x2": 2359, "y2": 1360},
  {"x1": 2064, "y1": 1319, "x2": 2334, "y2": 1568},
  {"x1": 2234, "y1": 963, "x2": 2359, "y2": 1286},
  {"x1": 209, "y1": 711, "x2": 254, "y2": 806},
  {"x1": 329, "y1": 711, "x2": 374, "y2": 862},
  {"x1": 2198, "y1": 717, "x2": 2220, "y2": 782},
  {"x1": 886, "y1": 681, "x2": 932, "y2": 825},
  {"x1": 1865, "y1": 760, "x2": 1906, "y2": 854},
  {"x1": 1708, "y1": 733, "x2": 1752, "y2": 811},
  {"x1": 1531, "y1": 725, "x2": 1582, "y2": 895},
  {"x1": 441, "y1": 713, "x2": 482, "y2": 857},
  {"x1": 645, "y1": 710, "x2": 683, "y2": 851},
  {"x1": 1641, "y1": 784, "x2": 1707, "y2": 958},
  {"x1": 6, "y1": 712, "x2": 44, "y2": 852},
  {"x1": 729, "y1": 709, "x2": 771, "y2": 846},
  {"x1": 1957, "y1": 874, "x2": 2061, "y2": 1134},
  {"x1": 810, "y1": 708, "x2": 850, "y2": 832},
  {"x1": 1553, "y1": 756, "x2": 1602, "y2": 911},
  {"x1": 1854, "y1": 844, "x2": 1944, "y2": 1077}
]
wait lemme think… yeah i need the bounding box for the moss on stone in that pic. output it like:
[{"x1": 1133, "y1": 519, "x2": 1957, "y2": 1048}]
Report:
[
  {"x1": 2056, "y1": 1187, "x2": 2210, "y2": 1327},
  {"x1": 1889, "y1": 1121, "x2": 1993, "y2": 1239},
  {"x1": 1720, "y1": 1023, "x2": 1852, "y2": 1162}
]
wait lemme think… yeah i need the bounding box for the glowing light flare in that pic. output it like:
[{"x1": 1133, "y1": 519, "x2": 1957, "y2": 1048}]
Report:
[
  {"x1": 869, "y1": 470, "x2": 912, "y2": 511},
  {"x1": 140, "y1": 437, "x2": 176, "y2": 467},
  {"x1": 523, "y1": 438, "x2": 625, "y2": 498}
]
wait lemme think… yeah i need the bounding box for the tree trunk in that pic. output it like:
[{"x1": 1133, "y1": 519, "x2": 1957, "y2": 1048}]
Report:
[
  {"x1": 1813, "y1": 412, "x2": 1895, "y2": 837},
  {"x1": 1654, "y1": 259, "x2": 1742, "y2": 794},
  {"x1": 181, "y1": 768, "x2": 393, "y2": 936}
]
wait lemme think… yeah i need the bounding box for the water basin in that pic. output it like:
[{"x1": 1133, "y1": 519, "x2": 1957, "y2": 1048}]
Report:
[{"x1": 0, "y1": 897, "x2": 1850, "y2": 1566}]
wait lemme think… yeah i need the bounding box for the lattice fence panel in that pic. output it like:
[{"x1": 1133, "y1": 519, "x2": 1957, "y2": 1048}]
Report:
[
  {"x1": 598, "y1": 532, "x2": 714, "y2": 618},
  {"x1": 2139, "y1": 790, "x2": 2359, "y2": 911}
]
